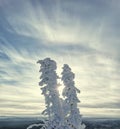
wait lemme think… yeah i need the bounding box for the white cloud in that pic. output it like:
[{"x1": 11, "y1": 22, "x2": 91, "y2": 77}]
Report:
[{"x1": 0, "y1": 0, "x2": 120, "y2": 118}]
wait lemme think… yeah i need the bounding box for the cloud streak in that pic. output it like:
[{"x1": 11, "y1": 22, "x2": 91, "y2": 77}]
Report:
[{"x1": 0, "y1": 0, "x2": 120, "y2": 118}]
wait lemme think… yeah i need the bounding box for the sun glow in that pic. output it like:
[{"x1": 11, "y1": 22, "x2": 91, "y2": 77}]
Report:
[{"x1": 58, "y1": 84, "x2": 64, "y2": 98}]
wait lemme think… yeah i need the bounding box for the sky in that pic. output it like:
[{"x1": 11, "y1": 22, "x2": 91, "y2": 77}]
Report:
[{"x1": 0, "y1": 0, "x2": 120, "y2": 118}]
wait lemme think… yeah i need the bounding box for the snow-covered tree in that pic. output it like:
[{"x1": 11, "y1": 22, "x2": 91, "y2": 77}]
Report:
[
  {"x1": 61, "y1": 64, "x2": 85, "y2": 129},
  {"x1": 27, "y1": 58, "x2": 86, "y2": 129},
  {"x1": 37, "y1": 58, "x2": 64, "y2": 129}
]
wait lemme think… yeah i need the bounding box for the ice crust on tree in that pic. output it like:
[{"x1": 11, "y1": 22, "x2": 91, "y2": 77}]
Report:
[{"x1": 27, "y1": 58, "x2": 85, "y2": 129}]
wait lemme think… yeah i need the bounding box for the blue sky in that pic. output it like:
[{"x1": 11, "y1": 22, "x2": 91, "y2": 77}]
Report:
[{"x1": 0, "y1": 0, "x2": 120, "y2": 118}]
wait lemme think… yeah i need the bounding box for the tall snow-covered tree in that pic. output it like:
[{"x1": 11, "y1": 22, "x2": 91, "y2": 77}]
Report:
[
  {"x1": 37, "y1": 58, "x2": 64, "y2": 129},
  {"x1": 27, "y1": 59, "x2": 86, "y2": 129},
  {"x1": 61, "y1": 64, "x2": 85, "y2": 129}
]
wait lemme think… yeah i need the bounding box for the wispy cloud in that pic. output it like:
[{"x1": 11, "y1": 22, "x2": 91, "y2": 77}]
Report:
[{"x1": 0, "y1": 0, "x2": 120, "y2": 118}]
